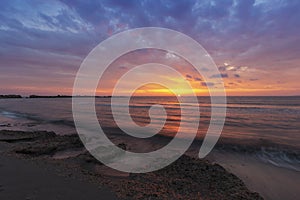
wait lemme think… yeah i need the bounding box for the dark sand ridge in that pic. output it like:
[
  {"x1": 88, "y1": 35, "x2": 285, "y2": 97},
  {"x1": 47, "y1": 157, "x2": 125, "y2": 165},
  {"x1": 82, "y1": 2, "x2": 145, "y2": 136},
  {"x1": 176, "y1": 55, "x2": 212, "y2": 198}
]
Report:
[{"x1": 0, "y1": 130, "x2": 262, "y2": 200}]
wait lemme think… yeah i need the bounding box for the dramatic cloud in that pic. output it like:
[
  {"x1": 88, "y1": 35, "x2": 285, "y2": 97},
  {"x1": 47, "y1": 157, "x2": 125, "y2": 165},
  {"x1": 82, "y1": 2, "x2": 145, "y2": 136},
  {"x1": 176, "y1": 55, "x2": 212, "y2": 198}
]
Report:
[{"x1": 0, "y1": 0, "x2": 299, "y2": 95}]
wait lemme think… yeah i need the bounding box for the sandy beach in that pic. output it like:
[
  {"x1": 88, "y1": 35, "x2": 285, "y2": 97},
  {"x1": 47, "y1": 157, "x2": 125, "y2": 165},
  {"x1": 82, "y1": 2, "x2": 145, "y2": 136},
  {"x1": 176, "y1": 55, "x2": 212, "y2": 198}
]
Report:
[
  {"x1": 0, "y1": 130, "x2": 263, "y2": 200},
  {"x1": 0, "y1": 140, "x2": 117, "y2": 200},
  {"x1": 211, "y1": 151, "x2": 300, "y2": 200}
]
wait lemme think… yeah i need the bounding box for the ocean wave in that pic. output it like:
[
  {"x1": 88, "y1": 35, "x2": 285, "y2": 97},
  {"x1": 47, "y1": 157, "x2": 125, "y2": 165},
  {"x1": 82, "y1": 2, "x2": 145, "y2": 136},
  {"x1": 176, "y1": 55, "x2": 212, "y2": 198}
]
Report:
[
  {"x1": 256, "y1": 147, "x2": 300, "y2": 172},
  {"x1": 0, "y1": 110, "x2": 75, "y2": 128},
  {"x1": 49, "y1": 119, "x2": 75, "y2": 127},
  {"x1": 0, "y1": 110, "x2": 25, "y2": 119},
  {"x1": 214, "y1": 142, "x2": 300, "y2": 172}
]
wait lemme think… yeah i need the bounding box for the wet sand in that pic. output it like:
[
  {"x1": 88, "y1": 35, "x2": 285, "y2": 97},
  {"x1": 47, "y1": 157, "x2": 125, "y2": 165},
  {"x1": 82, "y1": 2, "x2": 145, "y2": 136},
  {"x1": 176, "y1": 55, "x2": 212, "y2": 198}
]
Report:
[
  {"x1": 211, "y1": 151, "x2": 300, "y2": 200},
  {"x1": 0, "y1": 130, "x2": 262, "y2": 200}
]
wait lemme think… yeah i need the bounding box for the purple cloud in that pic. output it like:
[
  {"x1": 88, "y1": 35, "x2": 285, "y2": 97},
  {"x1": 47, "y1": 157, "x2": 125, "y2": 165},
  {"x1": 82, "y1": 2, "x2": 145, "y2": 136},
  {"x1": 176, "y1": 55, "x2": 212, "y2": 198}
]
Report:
[{"x1": 0, "y1": 0, "x2": 299, "y2": 95}]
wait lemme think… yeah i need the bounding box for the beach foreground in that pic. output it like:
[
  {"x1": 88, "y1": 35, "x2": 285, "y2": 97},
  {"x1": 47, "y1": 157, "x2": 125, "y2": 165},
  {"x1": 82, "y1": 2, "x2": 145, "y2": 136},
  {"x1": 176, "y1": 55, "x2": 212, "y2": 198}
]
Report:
[
  {"x1": 0, "y1": 130, "x2": 263, "y2": 200},
  {"x1": 210, "y1": 152, "x2": 300, "y2": 200},
  {"x1": 0, "y1": 146, "x2": 117, "y2": 200}
]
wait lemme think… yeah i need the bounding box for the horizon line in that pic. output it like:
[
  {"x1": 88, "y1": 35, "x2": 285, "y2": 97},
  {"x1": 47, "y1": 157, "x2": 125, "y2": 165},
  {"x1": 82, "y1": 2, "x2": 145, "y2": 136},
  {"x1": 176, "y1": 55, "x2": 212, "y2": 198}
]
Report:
[{"x1": 1, "y1": 94, "x2": 300, "y2": 98}]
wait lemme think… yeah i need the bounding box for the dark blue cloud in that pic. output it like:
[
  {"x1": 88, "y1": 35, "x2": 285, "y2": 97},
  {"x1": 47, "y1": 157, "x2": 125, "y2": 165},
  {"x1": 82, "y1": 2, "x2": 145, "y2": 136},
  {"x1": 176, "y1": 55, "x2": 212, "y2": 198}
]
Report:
[
  {"x1": 201, "y1": 82, "x2": 215, "y2": 87},
  {"x1": 194, "y1": 77, "x2": 202, "y2": 82},
  {"x1": 185, "y1": 74, "x2": 192, "y2": 79},
  {"x1": 210, "y1": 73, "x2": 229, "y2": 78}
]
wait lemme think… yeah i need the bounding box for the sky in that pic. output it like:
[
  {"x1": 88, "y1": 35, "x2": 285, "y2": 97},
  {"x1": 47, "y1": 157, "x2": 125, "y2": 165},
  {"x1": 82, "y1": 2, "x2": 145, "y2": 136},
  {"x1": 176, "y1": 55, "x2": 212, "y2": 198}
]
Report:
[{"x1": 0, "y1": 0, "x2": 299, "y2": 96}]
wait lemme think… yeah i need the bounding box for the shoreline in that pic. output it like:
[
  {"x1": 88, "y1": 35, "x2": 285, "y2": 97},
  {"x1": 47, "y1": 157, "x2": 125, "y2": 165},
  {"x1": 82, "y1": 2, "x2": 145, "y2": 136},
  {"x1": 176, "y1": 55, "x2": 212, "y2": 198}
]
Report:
[
  {"x1": 209, "y1": 151, "x2": 300, "y2": 200},
  {"x1": 0, "y1": 130, "x2": 263, "y2": 200}
]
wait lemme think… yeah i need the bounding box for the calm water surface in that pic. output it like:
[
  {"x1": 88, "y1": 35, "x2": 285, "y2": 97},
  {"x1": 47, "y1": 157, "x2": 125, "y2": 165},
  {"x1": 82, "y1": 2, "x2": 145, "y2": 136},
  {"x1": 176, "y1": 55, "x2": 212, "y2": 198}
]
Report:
[{"x1": 0, "y1": 96, "x2": 299, "y2": 171}]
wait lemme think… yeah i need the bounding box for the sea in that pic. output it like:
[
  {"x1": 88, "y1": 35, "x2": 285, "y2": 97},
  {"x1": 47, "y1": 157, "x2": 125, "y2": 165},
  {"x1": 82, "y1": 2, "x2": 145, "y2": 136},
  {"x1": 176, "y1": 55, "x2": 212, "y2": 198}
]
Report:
[{"x1": 0, "y1": 96, "x2": 299, "y2": 171}]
